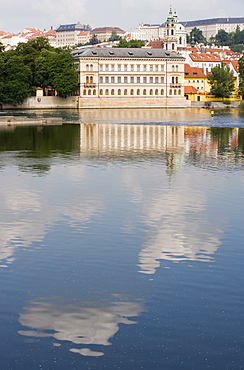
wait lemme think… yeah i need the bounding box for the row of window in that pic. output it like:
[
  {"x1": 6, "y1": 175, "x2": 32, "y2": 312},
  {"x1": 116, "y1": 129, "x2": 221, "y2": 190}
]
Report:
[
  {"x1": 85, "y1": 64, "x2": 180, "y2": 72},
  {"x1": 83, "y1": 88, "x2": 182, "y2": 96},
  {"x1": 187, "y1": 80, "x2": 204, "y2": 83},
  {"x1": 98, "y1": 76, "x2": 166, "y2": 84}
]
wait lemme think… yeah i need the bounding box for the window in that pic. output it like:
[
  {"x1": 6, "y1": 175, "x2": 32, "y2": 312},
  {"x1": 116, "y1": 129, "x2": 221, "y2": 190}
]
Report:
[
  {"x1": 86, "y1": 64, "x2": 89, "y2": 71},
  {"x1": 131, "y1": 77, "x2": 134, "y2": 83},
  {"x1": 176, "y1": 77, "x2": 178, "y2": 83},
  {"x1": 172, "y1": 65, "x2": 175, "y2": 72},
  {"x1": 197, "y1": 80, "x2": 199, "y2": 83},
  {"x1": 155, "y1": 65, "x2": 158, "y2": 71},
  {"x1": 137, "y1": 77, "x2": 140, "y2": 83},
  {"x1": 172, "y1": 43, "x2": 175, "y2": 50},
  {"x1": 143, "y1": 89, "x2": 146, "y2": 95},
  {"x1": 100, "y1": 89, "x2": 103, "y2": 95},
  {"x1": 155, "y1": 89, "x2": 158, "y2": 95},
  {"x1": 175, "y1": 65, "x2": 178, "y2": 72},
  {"x1": 155, "y1": 77, "x2": 159, "y2": 83},
  {"x1": 88, "y1": 89, "x2": 91, "y2": 95},
  {"x1": 178, "y1": 89, "x2": 181, "y2": 95},
  {"x1": 105, "y1": 89, "x2": 109, "y2": 95},
  {"x1": 172, "y1": 77, "x2": 175, "y2": 83},
  {"x1": 130, "y1": 64, "x2": 134, "y2": 71},
  {"x1": 124, "y1": 64, "x2": 128, "y2": 71},
  {"x1": 137, "y1": 65, "x2": 140, "y2": 71},
  {"x1": 118, "y1": 64, "x2": 121, "y2": 71},
  {"x1": 90, "y1": 64, "x2": 93, "y2": 71},
  {"x1": 111, "y1": 89, "x2": 114, "y2": 95},
  {"x1": 150, "y1": 65, "x2": 153, "y2": 71},
  {"x1": 111, "y1": 77, "x2": 115, "y2": 83},
  {"x1": 118, "y1": 77, "x2": 121, "y2": 83},
  {"x1": 169, "y1": 89, "x2": 172, "y2": 95},
  {"x1": 124, "y1": 77, "x2": 128, "y2": 83},
  {"x1": 90, "y1": 76, "x2": 93, "y2": 83},
  {"x1": 150, "y1": 77, "x2": 153, "y2": 83},
  {"x1": 137, "y1": 89, "x2": 140, "y2": 95},
  {"x1": 93, "y1": 89, "x2": 96, "y2": 95},
  {"x1": 99, "y1": 76, "x2": 103, "y2": 83},
  {"x1": 86, "y1": 76, "x2": 89, "y2": 84},
  {"x1": 161, "y1": 89, "x2": 164, "y2": 95},
  {"x1": 105, "y1": 64, "x2": 109, "y2": 71},
  {"x1": 161, "y1": 65, "x2": 165, "y2": 71},
  {"x1": 143, "y1": 65, "x2": 147, "y2": 71},
  {"x1": 179, "y1": 37, "x2": 182, "y2": 44},
  {"x1": 174, "y1": 89, "x2": 177, "y2": 95},
  {"x1": 118, "y1": 89, "x2": 121, "y2": 95},
  {"x1": 111, "y1": 64, "x2": 115, "y2": 71},
  {"x1": 130, "y1": 89, "x2": 134, "y2": 95},
  {"x1": 150, "y1": 89, "x2": 153, "y2": 95},
  {"x1": 105, "y1": 77, "x2": 109, "y2": 83},
  {"x1": 124, "y1": 89, "x2": 127, "y2": 95},
  {"x1": 143, "y1": 77, "x2": 147, "y2": 83},
  {"x1": 83, "y1": 89, "x2": 86, "y2": 95},
  {"x1": 161, "y1": 77, "x2": 165, "y2": 83},
  {"x1": 171, "y1": 29, "x2": 174, "y2": 35}
]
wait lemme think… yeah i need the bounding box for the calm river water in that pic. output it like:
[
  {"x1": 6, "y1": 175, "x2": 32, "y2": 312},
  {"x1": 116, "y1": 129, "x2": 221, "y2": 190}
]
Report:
[{"x1": 1, "y1": 108, "x2": 244, "y2": 369}]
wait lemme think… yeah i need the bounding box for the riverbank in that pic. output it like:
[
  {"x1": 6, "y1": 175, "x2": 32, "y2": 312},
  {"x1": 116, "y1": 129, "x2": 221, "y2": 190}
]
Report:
[{"x1": 0, "y1": 116, "x2": 63, "y2": 126}]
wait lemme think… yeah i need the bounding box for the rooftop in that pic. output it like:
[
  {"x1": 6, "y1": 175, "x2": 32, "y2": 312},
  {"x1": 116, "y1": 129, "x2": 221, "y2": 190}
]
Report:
[{"x1": 182, "y1": 17, "x2": 244, "y2": 27}]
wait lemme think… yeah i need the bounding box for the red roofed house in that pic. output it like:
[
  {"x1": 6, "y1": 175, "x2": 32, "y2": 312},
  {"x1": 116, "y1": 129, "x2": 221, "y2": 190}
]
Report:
[
  {"x1": 188, "y1": 52, "x2": 221, "y2": 73},
  {"x1": 77, "y1": 31, "x2": 91, "y2": 45}
]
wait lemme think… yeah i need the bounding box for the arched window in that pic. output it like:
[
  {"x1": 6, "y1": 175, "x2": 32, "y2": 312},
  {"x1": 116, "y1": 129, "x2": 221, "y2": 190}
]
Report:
[
  {"x1": 88, "y1": 89, "x2": 91, "y2": 95},
  {"x1": 90, "y1": 76, "x2": 93, "y2": 83},
  {"x1": 83, "y1": 89, "x2": 86, "y2": 95},
  {"x1": 176, "y1": 77, "x2": 178, "y2": 83},
  {"x1": 150, "y1": 89, "x2": 153, "y2": 95},
  {"x1": 171, "y1": 29, "x2": 174, "y2": 35},
  {"x1": 178, "y1": 89, "x2": 181, "y2": 95},
  {"x1": 137, "y1": 89, "x2": 140, "y2": 95},
  {"x1": 155, "y1": 89, "x2": 158, "y2": 95},
  {"x1": 172, "y1": 65, "x2": 175, "y2": 72},
  {"x1": 172, "y1": 43, "x2": 175, "y2": 50},
  {"x1": 100, "y1": 89, "x2": 103, "y2": 95},
  {"x1": 169, "y1": 89, "x2": 172, "y2": 95},
  {"x1": 86, "y1": 76, "x2": 89, "y2": 84},
  {"x1": 174, "y1": 89, "x2": 177, "y2": 95},
  {"x1": 118, "y1": 89, "x2": 121, "y2": 95},
  {"x1": 172, "y1": 77, "x2": 175, "y2": 83},
  {"x1": 176, "y1": 65, "x2": 178, "y2": 72},
  {"x1": 105, "y1": 89, "x2": 109, "y2": 95},
  {"x1": 111, "y1": 89, "x2": 114, "y2": 95},
  {"x1": 179, "y1": 37, "x2": 182, "y2": 45},
  {"x1": 93, "y1": 89, "x2": 96, "y2": 95},
  {"x1": 124, "y1": 89, "x2": 127, "y2": 95},
  {"x1": 161, "y1": 89, "x2": 164, "y2": 95},
  {"x1": 130, "y1": 89, "x2": 134, "y2": 95},
  {"x1": 143, "y1": 89, "x2": 146, "y2": 95},
  {"x1": 90, "y1": 64, "x2": 93, "y2": 71},
  {"x1": 86, "y1": 64, "x2": 89, "y2": 71}
]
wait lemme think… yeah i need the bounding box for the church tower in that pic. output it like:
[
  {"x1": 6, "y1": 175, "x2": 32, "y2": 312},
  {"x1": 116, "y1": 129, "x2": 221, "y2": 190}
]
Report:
[{"x1": 164, "y1": 6, "x2": 178, "y2": 51}]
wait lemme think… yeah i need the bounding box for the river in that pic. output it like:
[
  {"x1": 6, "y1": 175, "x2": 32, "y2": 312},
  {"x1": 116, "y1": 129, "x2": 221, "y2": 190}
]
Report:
[{"x1": 0, "y1": 108, "x2": 244, "y2": 369}]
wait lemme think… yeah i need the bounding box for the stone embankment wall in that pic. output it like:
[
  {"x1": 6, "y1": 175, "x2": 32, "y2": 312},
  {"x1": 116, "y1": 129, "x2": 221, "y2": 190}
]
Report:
[
  {"x1": 191, "y1": 101, "x2": 241, "y2": 108},
  {"x1": 2, "y1": 96, "x2": 79, "y2": 110}
]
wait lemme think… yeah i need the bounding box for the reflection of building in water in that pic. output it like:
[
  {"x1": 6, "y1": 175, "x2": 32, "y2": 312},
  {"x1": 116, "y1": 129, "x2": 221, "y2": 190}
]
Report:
[
  {"x1": 18, "y1": 296, "x2": 143, "y2": 357},
  {"x1": 80, "y1": 124, "x2": 184, "y2": 154}
]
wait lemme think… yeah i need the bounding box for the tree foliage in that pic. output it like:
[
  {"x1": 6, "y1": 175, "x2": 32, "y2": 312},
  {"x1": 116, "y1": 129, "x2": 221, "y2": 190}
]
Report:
[
  {"x1": 188, "y1": 27, "x2": 207, "y2": 44},
  {"x1": 207, "y1": 63, "x2": 235, "y2": 98},
  {"x1": 115, "y1": 39, "x2": 145, "y2": 48},
  {"x1": 0, "y1": 37, "x2": 78, "y2": 105},
  {"x1": 238, "y1": 54, "x2": 244, "y2": 98},
  {"x1": 211, "y1": 27, "x2": 244, "y2": 51},
  {"x1": 108, "y1": 30, "x2": 122, "y2": 42}
]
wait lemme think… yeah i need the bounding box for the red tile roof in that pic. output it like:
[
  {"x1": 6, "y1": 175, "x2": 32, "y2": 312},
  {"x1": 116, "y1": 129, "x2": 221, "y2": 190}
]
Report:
[
  {"x1": 189, "y1": 52, "x2": 222, "y2": 62},
  {"x1": 184, "y1": 86, "x2": 199, "y2": 94},
  {"x1": 184, "y1": 64, "x2": 207, "y2": 78}
]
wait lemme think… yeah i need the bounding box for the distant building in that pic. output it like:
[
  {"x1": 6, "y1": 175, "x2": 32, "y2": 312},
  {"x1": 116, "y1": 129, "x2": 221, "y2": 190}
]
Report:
[
  {"x1": 72, "y1": 47, "x2": 187, "y2": 109},
  {"x1": 55, "y1": 22, "x2": 91, "y2": 47},
  {"x1": 131, "y1": 7, "x2": 186, "y2": 52},
  {"x1": 77, "y1": 31, "x2": 91, "y2": 45},
  {"x1": 182, "y1": 18, "x2": 244, "y2": 40},
  {"x1": 187, "y1": 52, "x2": 222, "y2": 73},
  {"x1": 90, "y1": 27, "x2": 125, "y2": 42}
]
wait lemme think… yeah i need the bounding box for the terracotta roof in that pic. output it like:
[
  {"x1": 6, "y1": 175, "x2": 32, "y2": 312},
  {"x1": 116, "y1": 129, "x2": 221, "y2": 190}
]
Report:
[
  {"x1": 184, "y1": 86, "x2": 198, "y2": 94},
  {"x1": 147, "y1": 40, "x2": 164, "y2": 49},
  {"x1": 184, "y1": 64, "x2": 207, "y2": 78},
  {"x1": 189, "y1": 52, "x2": 221, "y2": 62},
  {"x1": 78, "y1": 31, "x2": 90, "y2": 36}
]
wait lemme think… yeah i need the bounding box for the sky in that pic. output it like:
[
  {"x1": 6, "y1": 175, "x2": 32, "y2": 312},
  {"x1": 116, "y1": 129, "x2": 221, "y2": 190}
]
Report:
[{"x1": 0, "y1": 0, "x2": 243, "y2": 33}]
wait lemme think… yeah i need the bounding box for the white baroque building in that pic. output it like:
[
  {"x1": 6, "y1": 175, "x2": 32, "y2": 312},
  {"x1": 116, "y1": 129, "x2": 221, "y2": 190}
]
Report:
[
  {"x1": 131, "y1": 7, "x2": 187, "y2": 51},
  {"x1": 72, "y1": 47, "x2": 187, "y2": 109}
]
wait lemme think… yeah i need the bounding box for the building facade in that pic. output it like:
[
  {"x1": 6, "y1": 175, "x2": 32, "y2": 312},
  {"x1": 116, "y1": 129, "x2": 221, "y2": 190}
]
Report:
[
  {"x1": 90, "y1": 27, "x2": 125, "y2": 42},
  {"x1": 55, "y1": 22, "x2": 91, "y2": 47},
  {"x1": 183, "y1": 18, "x2": 244, "y2": 40},
  {"x1": 72, "y1": 47, "x2": 188, "y2": 108}
]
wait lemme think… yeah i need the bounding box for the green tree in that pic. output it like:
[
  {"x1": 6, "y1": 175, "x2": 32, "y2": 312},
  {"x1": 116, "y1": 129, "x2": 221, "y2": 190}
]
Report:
[
  {"x1": 0, "y1": 42, "x2": 4, "y2": 52},
  {"x1": 207, "y1": 63, "x2": 235, "y2": 99},
  {"x1": 189, "y1": 27, "x2": 206, "y2": 44},
  {"x1": 215, "y1": 29, "x2": 229, "y2": 45},
  {"x1": 89, "y1": 34, "x2": 99, "y2": 45},
  {"x1": 115, "y1": 39, "x2": 145, "y2": 48},
  {"x1": 238, "y1": 54, "x2": 244, "y2": 98},
  {"x1": 108, "y1": 30, "x2": 122, "y2": 42}
]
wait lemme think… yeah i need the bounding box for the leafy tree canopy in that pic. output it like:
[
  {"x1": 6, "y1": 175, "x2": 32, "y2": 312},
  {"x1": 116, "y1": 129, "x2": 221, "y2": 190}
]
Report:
[
  {"x1": 207, "y1": 62, "x2": 235, "y2": 99},
  {"x1": 108, "y1": 30, "x2": 122, "y2": 42},
  {"x1": 0, "y1": 37, "x2": 78, "y2": 105},
  {"x1": 188, "y1": 27, "x2": 207, "y2": 45},
  {"x1": 115, "y1": 39, "x2": 145, "y2": 48}
]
